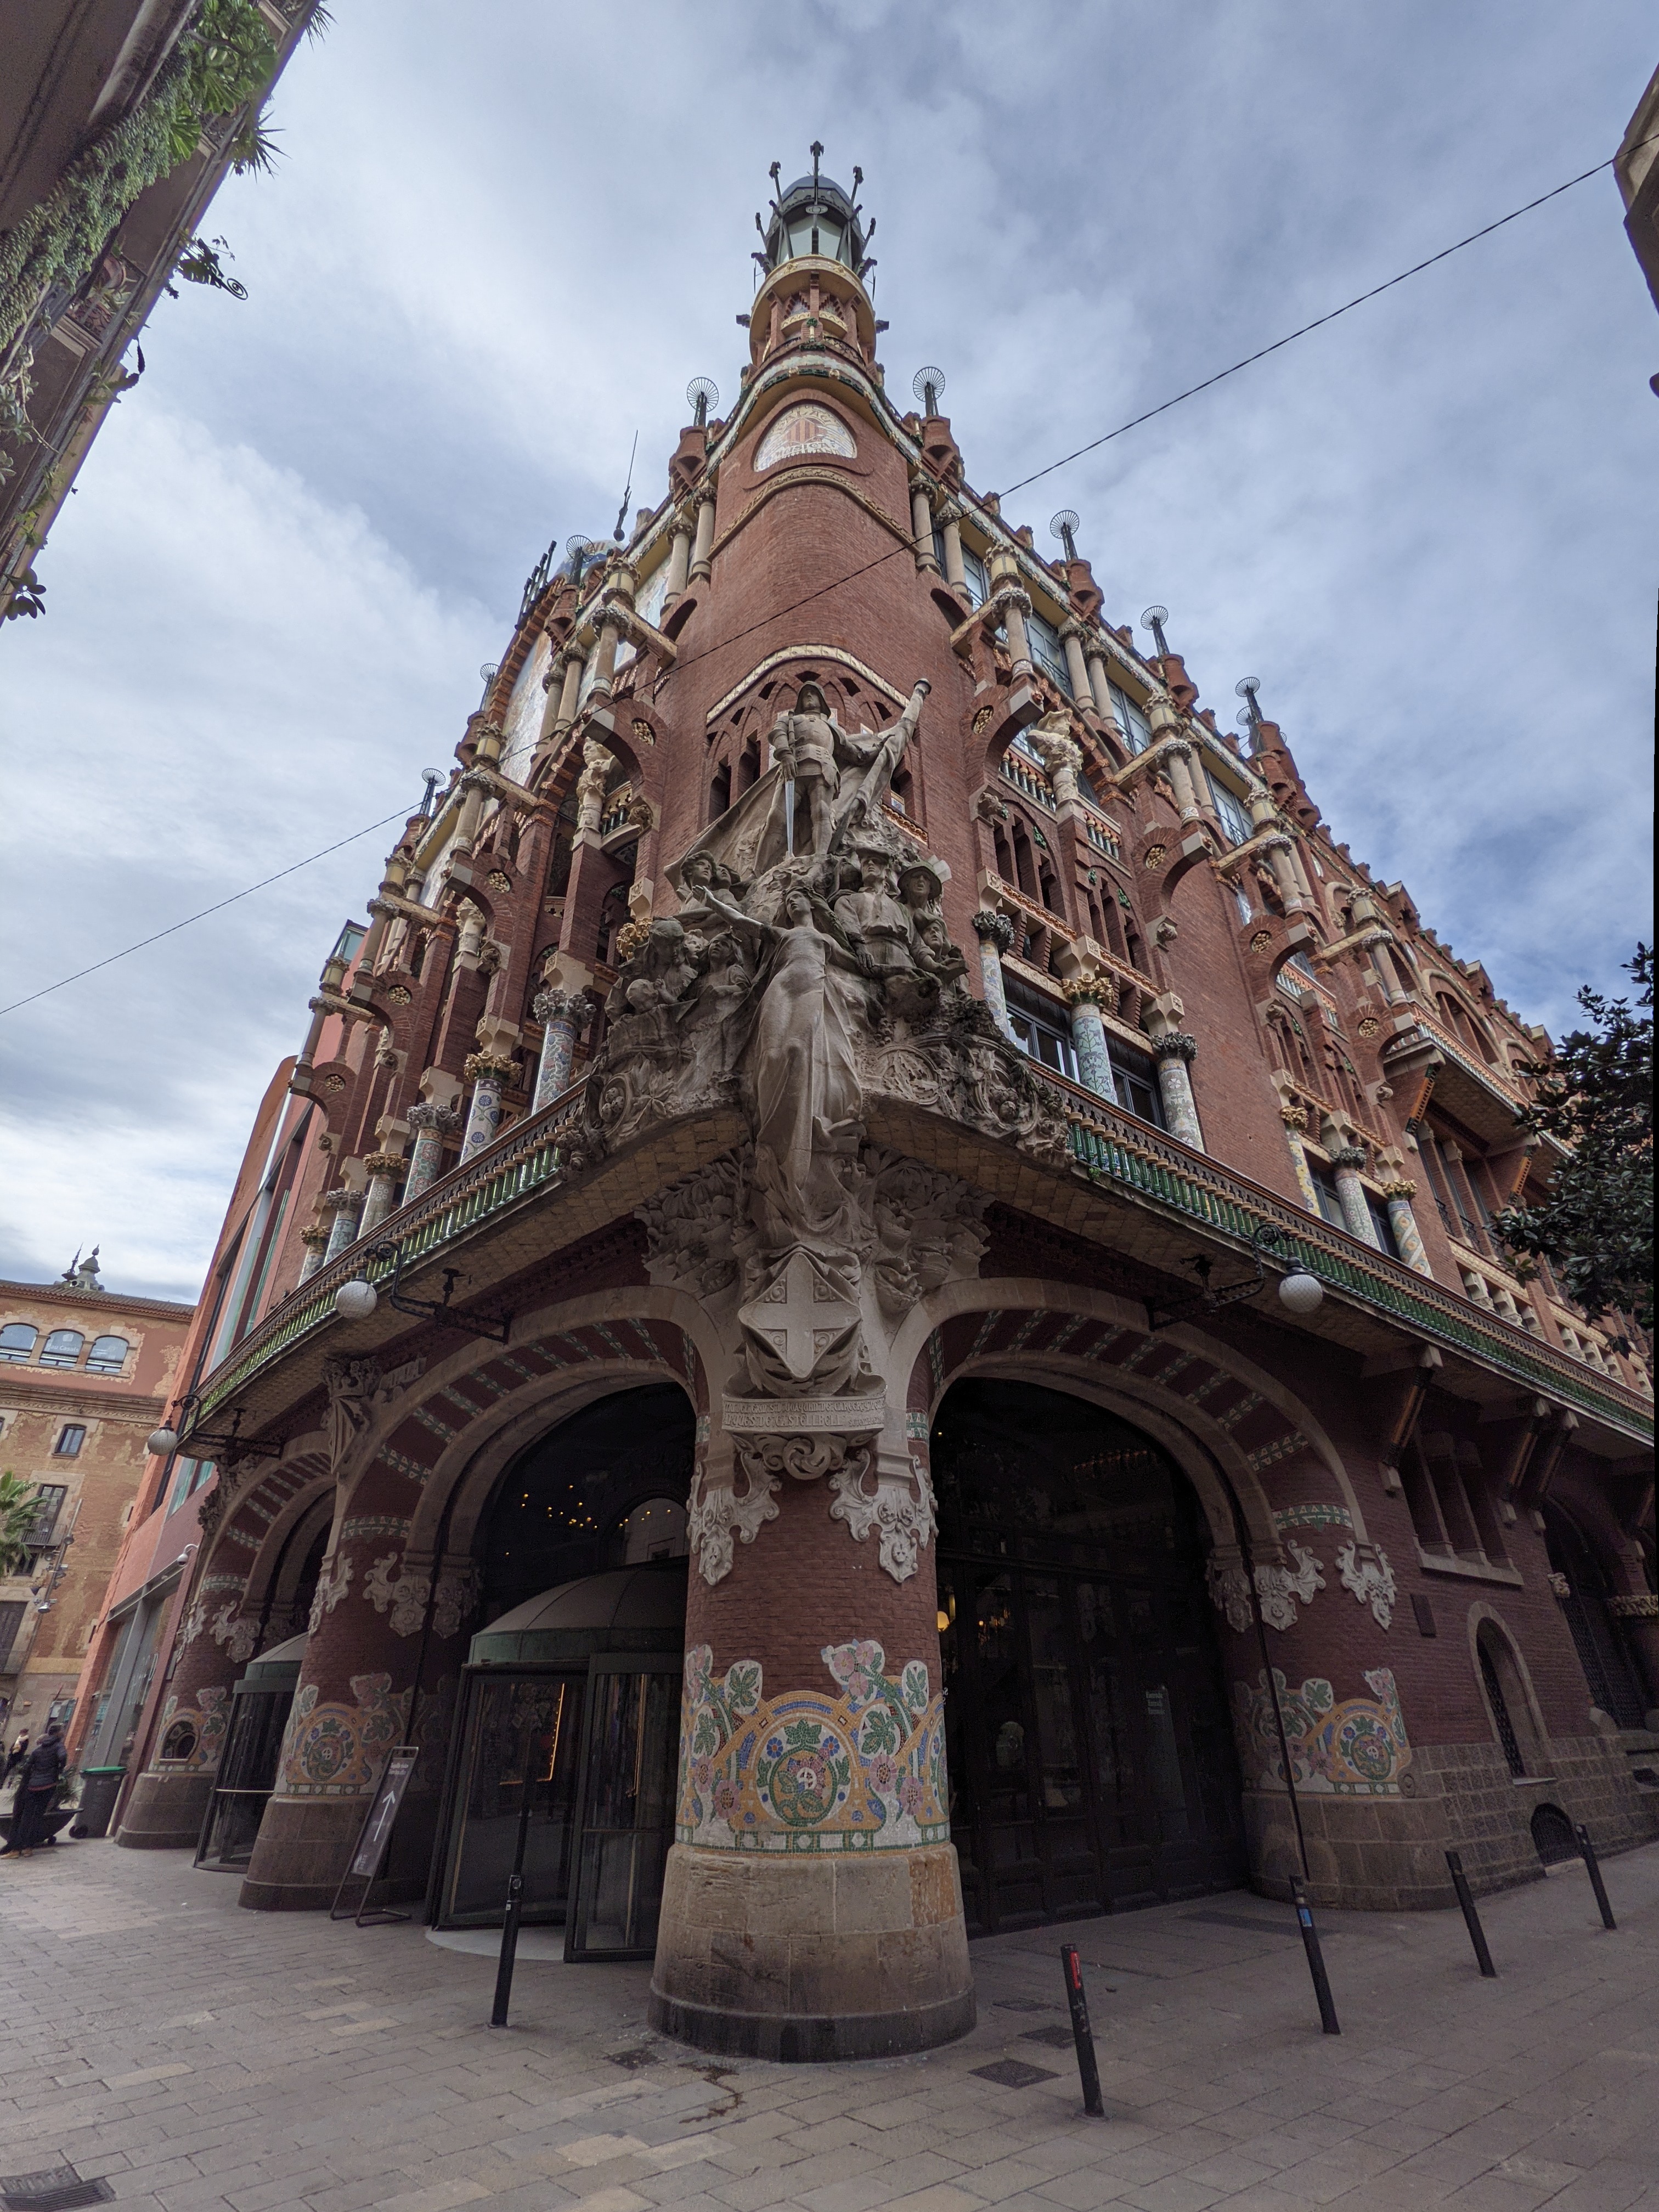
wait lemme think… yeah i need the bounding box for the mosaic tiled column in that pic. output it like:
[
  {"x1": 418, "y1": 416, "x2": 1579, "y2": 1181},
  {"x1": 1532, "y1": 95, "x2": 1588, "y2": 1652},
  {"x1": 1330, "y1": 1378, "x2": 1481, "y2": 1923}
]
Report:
[
  {"x1": 357, "y1": 1151, "x2": 403, "y2": 1238},
  {"x1": 970, "y1": 910, "x2": 1015, "y2": 1041},
  {"x1": 116, "y1": 1543, "x2": 254, "y2": 1848},
  {"x1": 459, "y1": 1052, "x2": 515, "y2": 1164},
  {"x1": 1064, "y1": 980, "x2": 1119, "y2": 1103},
  {"x1": 320, "y1": 1186, "x2": 364, "y2": 1265},
  {"x1": 240, "y1": 1517, "x2": 411, "y2": 1911},
  {"x1": 1280, "y1": 1106, "x2": 1321, "y2": 1213},
  {"x1": 402, "y1": 1102, "x2": 458, "y2": 1202},
  {"x1": 1332, "y1": 1146, "x2": 1380, "y2": 1248},
  {"x1": 531, "y1": 987, "x2": 590, "y2": 1111},
  {"x1": 1383, "y1": 1178, "x2": 1432, "y2": 1275},
  {"x1": 652, "y1": 1401, "x2": 970, "y2": 2061},
  {"x1": 1154, "y1": 1032, "x2": 1205, "y2": 1150},
  {"x1": 296, "y1": 1226, "x2": 331, "y2": 1283}
]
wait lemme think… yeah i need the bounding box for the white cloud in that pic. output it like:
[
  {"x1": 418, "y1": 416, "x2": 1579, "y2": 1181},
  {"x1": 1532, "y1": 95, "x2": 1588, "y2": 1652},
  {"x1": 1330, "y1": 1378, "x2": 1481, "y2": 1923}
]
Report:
[{"x1": 1, "y1": 0, "x2": 1652, "y2": 1300}]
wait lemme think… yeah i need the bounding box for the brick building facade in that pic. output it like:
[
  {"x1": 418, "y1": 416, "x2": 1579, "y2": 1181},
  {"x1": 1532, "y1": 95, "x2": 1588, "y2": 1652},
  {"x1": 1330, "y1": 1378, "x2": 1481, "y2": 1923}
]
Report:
[
  {"x1": 1, "y1": 1256, "x2": 193, "y2": 1736},
  {"x1": 78, "y1": 159, "x2": 1655, "y2": 2060}
]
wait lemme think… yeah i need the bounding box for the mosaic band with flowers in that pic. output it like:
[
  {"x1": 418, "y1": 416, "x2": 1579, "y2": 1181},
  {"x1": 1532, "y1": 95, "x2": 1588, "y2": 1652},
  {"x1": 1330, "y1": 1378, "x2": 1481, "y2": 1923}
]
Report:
[
  {"x1": 1234, "y1": 1664, "x2": 1413, "y2": 1796},
  {"x1": 678, "y1": 1638, "x2": 948, "y2": 1852}
]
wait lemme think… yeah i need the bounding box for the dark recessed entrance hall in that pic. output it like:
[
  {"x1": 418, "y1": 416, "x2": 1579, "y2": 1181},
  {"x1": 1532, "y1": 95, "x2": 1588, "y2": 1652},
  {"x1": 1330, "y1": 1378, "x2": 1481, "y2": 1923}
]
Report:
[{"x1": 932, "y1": 1378, "x2": 1246, "y2": 1932}]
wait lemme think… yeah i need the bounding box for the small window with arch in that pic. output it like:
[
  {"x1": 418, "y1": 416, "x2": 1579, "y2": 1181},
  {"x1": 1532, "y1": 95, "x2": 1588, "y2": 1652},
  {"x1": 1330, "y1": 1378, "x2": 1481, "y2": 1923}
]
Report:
[
  {"x1": 0, "y1": 1324, "x2": 37, "y2": 1365},
  {"x1": 38, "y1": 1329, "x2": 85, "y2": 1369},
  {"x1": 86, "y1": 1334, "x2": 131, "y2": 1376}
]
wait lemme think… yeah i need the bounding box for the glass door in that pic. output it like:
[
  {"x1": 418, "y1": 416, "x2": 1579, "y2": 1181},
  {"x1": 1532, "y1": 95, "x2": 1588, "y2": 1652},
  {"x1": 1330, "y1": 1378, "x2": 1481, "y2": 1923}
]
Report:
[
  {"x1": 566, "y1": 1659, "x2": 680, "y2": 1961},
  {"x1": 440, "y1": 1671, "x2": 584, "y2": 1927},
  {"x1": 195, "y1": 1688, "x2": 295, "y2": 1870}
]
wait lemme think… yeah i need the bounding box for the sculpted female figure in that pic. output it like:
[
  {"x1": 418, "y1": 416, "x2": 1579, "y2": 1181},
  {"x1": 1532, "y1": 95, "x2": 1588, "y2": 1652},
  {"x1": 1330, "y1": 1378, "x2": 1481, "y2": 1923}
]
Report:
[{"x1": 702, "y1": 881, "x2": 870, "y2": 1244}]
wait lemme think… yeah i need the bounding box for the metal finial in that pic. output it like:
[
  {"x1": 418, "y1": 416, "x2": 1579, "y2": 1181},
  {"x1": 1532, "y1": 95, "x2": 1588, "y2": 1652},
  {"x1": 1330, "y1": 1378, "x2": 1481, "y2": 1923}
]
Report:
[
  {"x1": 1050, "y1": 509, "x2": 1081, "y2": 562},
  {"x1": 911, "y1": 365, "x2": 946, "y2": 415},
  {"x1": 419, "y1": 769, "x2": 442, "y2": 820},
  {"x1": 686, "y1": 376, "x2": 719, "y2": 428},
  {"x1": 1141, "y1": 605, "x2": 1171, "y2": 661}
]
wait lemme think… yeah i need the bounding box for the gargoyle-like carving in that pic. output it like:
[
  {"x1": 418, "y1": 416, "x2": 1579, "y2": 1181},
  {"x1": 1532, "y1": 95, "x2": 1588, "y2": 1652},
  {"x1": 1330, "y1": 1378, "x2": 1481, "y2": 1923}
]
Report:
[
  {"x1": 866, "y1": 1148, "x2": 989, "y2": 1319},
  {"x1": 687, "y1": 1451, "x2": 780, "y2": 1585},
  {"x1": 1336, "y1": 1540, "x2": 1397, "y2": 1629},
  {"x1": 827, "y1": 1453, "x2": 939, "y2": 1583},
  {"x1": 1254, "y1": 1540, "x2": 1325, "y2": 1631},
  {"x1": 637, "y1": 1154, "x2": 743, "y2": 1295}
]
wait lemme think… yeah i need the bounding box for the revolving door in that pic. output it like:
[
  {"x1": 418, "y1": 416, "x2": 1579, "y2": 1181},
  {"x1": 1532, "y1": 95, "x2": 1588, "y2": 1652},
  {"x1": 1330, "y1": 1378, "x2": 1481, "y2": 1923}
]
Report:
[{"x1": 431, "y1": 1566, "x2": 685, "y2": 1960}]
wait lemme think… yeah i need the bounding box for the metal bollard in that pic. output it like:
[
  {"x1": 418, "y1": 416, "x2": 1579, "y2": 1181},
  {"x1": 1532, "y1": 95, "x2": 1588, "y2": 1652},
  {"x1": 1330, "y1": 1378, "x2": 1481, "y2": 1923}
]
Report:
[
  {"x1": 1444, "y1": 1850, "x2": 1497, "y2": 1977},
  {"x1": 1290, "y1": 1875, "x2": 1341, "y2": 2035},
  {"x1": 1575, "y1": 1824, "x2": 1617, "y2": 1931},
  {"x1": 1060, "y1": 1944, "x2": 1105, "y2": 2117},
  {"x1": 490, "y1": 1785, "x2": 535, "y2": 2027}
]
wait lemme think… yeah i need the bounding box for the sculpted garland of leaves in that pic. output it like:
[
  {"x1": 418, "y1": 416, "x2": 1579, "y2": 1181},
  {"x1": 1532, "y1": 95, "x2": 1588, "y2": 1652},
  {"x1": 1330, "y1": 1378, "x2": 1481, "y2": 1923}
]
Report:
[
  {"x1": 0, "y1": 0, "x2": 279, "y2": 349},
  {"x1": 1494, "y1": 945, "x2": 1653, "y2": 1346}
]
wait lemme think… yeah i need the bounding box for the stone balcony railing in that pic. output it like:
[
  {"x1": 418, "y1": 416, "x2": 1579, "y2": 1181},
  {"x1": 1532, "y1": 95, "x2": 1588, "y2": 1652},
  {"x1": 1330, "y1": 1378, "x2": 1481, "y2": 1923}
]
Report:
[{"x1": 189, "y1": 1056, "x2": 1654, "y2": 1451}]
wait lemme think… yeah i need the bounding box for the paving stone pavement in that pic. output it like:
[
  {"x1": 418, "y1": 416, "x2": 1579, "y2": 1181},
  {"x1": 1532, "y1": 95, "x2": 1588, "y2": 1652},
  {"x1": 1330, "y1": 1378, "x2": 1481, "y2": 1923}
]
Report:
[{"x1": 0, "y1": 1837, "x2": 1655, "y2": 2212}]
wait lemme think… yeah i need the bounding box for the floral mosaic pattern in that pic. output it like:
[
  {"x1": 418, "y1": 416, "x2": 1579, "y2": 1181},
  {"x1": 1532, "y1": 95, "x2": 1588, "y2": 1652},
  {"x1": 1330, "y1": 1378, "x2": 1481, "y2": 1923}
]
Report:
[
  {"x1": 276, "y1": 1671, "x2": 411, "y2": 1797},
  {"x1": 1233, "y1": 1665, "x2": 1413, "y2": 1796},
  {"x1": 678, "y1": 1638, "x2": 947, "y2": 1852},
  {"x1": 156, "y1": 1686, "x2": 230, "y2": 1770}
]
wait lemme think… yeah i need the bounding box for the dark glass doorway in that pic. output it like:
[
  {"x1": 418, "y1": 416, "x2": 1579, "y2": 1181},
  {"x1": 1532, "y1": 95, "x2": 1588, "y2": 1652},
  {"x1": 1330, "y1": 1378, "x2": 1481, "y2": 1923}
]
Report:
[{"x1": 933, "y1": 1379, "x2": 1245, "y2": 1931}]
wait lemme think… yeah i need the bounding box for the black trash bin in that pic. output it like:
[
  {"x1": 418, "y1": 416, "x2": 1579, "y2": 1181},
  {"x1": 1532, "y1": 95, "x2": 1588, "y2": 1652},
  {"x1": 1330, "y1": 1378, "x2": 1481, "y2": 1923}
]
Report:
[{"x1": 71, "y1": 1765, "x2": 127, "y2": 1839}]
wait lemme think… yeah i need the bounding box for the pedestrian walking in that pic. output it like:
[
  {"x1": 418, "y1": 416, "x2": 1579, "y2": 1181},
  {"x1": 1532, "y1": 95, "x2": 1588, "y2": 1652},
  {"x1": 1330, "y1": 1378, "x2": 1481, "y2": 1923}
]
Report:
[{"x1": 2, "y1": 1720, "x2": 66, "y2": 1857}]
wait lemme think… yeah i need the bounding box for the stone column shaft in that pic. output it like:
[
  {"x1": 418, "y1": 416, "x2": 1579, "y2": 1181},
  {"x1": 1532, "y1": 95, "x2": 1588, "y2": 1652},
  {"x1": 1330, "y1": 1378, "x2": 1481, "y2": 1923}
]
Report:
[
  {"x1": 938, "y1": 505, "x2": 968, "y2": 599},
  {"x1": 910, "y1": 481, "x2": 939, "y2": 573},
  {"x1": 460, "y1": 1053, "x2": 515, "y2": 1164},
  {"x1": 1066, "y1": 991, "x2": 1118, "y2": 1103},
  {"x1": 1001, "y1": 590, "x2": 1033, "y2": 677},
  {"x1": 1331, "y1": 1147, "x2": 1380, "y2": 1248},
  {"x1": 532, "y1": 988, "x2": 590, "y2": 1111},
  {"x1": 320, "y1": 1186, "x2": 365, "y2": 1264},
  {"x1": 296, "y1": 1227, "x2": 331, "y2": 1284},
  {"x1": 664, "y1": 516, "x2": 694, "y2": 606},
  {"x1": 971, "y1": 911, "x2": 1016, "y2": 1041},
  {"x1": 689, "y1": 487, "x2": 716, "y2": 584},
  {"x1": 1154, "y1": 1034, "x2": 1204, "y2": 1150},
  {"x1": 1059, "y1": 620, "x2": 1091, "y2": 708},
  {"x1": 403, "y1": 1103, "x2": 458, "y2": 1201},
  {"x1": 358, "y1": 1152, "x2": 403, "y2": 1238},
  {"x1": 1279, "y1": 1114, "x2": 1321, "y2": 1214},
  {"x1": 1383, "y1": 1180, "x2": 1432, "y2": 1275}
]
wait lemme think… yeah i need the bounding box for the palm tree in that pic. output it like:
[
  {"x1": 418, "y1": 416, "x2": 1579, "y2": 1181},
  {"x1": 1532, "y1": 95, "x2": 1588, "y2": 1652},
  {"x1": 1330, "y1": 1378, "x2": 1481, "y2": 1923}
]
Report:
[{"x1": 0, "y1": 1474, "x2": 43, "y2": 1579}]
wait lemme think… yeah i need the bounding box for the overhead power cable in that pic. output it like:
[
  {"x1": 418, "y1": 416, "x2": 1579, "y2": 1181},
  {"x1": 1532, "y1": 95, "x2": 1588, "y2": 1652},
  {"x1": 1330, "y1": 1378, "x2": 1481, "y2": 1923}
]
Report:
[
  {"x1": 5, "y1": 138, "x2": 1642, "y2": 1019},
  {"x1": 0, "y1": 804, "x2": 425, "y2": 1019},
  {"x1": 653, "y1": 134, "x2": 1647, "y2": 689}
]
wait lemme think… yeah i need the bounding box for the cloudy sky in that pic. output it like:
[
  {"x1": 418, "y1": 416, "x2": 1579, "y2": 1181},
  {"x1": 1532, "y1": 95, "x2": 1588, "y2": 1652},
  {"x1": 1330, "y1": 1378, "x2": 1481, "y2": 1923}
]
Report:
[{"x1": 2, "y1": 0, "x2": 1654, "y2": 1303}]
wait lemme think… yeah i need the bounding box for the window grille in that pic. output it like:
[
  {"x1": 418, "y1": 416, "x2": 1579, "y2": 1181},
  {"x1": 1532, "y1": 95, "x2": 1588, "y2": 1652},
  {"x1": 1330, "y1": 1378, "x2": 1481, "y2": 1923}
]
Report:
[{"x1": 1478, "y1": 1639, "x2": 1526, "y2": 1776}]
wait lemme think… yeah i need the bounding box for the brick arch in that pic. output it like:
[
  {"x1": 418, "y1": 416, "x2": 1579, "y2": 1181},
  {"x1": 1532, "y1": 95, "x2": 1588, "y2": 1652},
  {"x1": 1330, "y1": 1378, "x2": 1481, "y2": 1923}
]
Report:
[
  {"x1": 334, "y1": 1288, "x2": 716, "y2": 1554},
  {"x1": 219, "y1": 1444, "x2": 332, "y2": 1619},
  {"x1": 895, "y1": 1277, "x2": 1372, "y2": 1552}
]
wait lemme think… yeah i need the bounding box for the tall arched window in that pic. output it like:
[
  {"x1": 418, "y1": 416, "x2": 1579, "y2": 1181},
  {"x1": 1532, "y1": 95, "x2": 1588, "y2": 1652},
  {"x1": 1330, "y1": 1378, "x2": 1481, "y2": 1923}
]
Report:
[
  {"x1": 86, "y1": 1335, "x2": 131, "y2": 1376},
  {"x1": 1475, "y1": 1619, "x2": 1544, "y2": 1778},
  {"x1": 0, "y1": 1324, "x2": 37, "y2": 1364},
  {"x1": 38, "y1": 1330, "x2": 85, "y2": 1369}
]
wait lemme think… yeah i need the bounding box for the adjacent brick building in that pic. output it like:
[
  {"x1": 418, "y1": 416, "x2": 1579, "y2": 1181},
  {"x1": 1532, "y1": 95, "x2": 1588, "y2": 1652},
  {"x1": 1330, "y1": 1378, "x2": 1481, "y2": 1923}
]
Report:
[
  {"x1": 78, "y1": 158, "x2": 1655, "y2": 2059},
  {"x1": 1, "y1": 1254, "x2": 193, "y2": 1736}
]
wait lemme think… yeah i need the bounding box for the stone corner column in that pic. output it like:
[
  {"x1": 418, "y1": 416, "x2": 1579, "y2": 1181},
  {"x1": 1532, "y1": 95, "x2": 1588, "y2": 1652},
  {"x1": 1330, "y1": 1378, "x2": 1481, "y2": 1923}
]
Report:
[
  {"x1": 1278, "y1": 1104, "x2": 1322, "y2": 1215},
  {"x1": 910, "y1": 477, "x2": 940, "y2": 574},
  {"x1": 1152, "y1": 1031, "x2": 1204, "y2": 1151},
  {"x1": 648, "y1": 1400, "x2": 974, "y2": 2062},
  {"x1": 296, "y1": 1224, "x2": 332, "y2": 1284},
  {"x1": 969, "y1": 908, "x2": 1016, "y2": 1040},
  {"x1": 358, "y1": 1150, "x2": 404, "y2": 1238}
]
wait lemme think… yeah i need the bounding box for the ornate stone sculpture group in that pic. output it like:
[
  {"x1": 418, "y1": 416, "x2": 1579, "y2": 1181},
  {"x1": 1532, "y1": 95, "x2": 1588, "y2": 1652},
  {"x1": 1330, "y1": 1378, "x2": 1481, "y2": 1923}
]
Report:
[{"x1": 588, "y1": 673, "x2": 1068, "y2": 1583}]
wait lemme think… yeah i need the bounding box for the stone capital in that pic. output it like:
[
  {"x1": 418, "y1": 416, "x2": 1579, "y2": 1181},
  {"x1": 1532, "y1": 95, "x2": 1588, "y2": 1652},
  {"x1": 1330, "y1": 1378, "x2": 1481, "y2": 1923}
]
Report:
[
  {"x1": 970, "y1": 909, "x2": 1014, "y2": 951},
  {"x1": 1153, "y1": 1031, "x2": 1198, "y2": 1063}
]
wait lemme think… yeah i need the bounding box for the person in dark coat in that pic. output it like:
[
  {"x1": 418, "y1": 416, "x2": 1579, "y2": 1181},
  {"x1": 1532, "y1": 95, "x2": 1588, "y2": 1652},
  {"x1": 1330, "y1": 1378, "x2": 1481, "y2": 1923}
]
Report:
[{"x1": 2, "y1": 1721, "x2": 66, "y2": 1856}]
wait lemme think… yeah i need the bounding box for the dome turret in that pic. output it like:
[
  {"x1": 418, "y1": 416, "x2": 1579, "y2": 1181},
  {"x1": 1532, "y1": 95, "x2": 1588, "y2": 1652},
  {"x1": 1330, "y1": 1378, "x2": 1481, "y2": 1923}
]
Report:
[{"x1": 755, "y1": 143, "x2": 872, "y2": 278}]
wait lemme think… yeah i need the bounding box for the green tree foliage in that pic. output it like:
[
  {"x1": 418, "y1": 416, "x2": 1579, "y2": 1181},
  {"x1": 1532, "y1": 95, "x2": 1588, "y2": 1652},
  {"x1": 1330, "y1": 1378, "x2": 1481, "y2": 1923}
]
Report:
[
  {"x1": 0, "y1": 1473, "x2": 43, "y2": 1578},
  {"x1": 1494, "y1": 946, "x2": 1653, "y2": 1345},
  {"x1": 0, "y1": 0, "x2": 277, "y2": 348}
]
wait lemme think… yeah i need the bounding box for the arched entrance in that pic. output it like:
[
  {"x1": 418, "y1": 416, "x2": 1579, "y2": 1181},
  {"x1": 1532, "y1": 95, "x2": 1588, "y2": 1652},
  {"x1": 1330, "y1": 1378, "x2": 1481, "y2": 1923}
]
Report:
[
  {"x1": 429, "y1": 1384, "x2": 694, "y2": 1955},
  {"x1": 932, "y1": 1378, "x2": 1245, "y2": 1930},
  {"x1": 1543, "y1": 1504, "x2": 1649, "y2": 1728}
]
